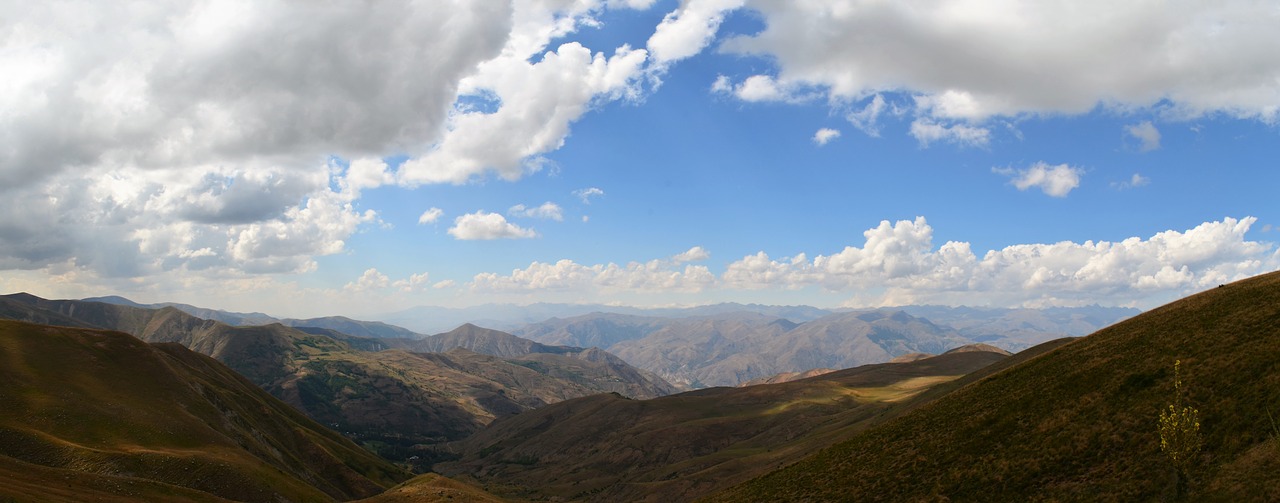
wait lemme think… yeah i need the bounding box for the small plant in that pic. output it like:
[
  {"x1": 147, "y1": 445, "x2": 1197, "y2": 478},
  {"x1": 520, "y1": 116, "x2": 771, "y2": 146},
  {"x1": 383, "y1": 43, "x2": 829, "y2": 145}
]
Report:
[
  {"x1": 1267, "y1": 406, "x2": 1280, "y2": 440},
  {"x1": 1157, "y1": 360, "x2": 1201, "y2": 498}
]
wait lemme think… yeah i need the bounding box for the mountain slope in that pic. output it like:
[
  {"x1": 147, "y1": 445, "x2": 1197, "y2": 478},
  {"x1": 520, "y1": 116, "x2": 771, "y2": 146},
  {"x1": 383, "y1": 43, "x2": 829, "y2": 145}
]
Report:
[
  {"x1": 0, "y1": 320, "x2": 409, "y2": 502},
  {"x1": 435, "y1": 347, "x2": 1010, "y2": 502},
  {"x1": 708, "y1": 272, "x2": 1280, "y2": 502},
  {"x1": 415, "y1": 323, "x2": 573, "y2": 357},
  {"x1": 0, "y1": 293, "x2": 674, "y2": 467}
]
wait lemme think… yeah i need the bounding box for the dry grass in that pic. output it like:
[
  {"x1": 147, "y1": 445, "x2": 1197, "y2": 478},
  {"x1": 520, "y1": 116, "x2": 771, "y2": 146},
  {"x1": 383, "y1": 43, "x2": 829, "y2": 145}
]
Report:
[
  {"x1": 0, "y1": 320, "x2": 409, "y2": 502},
  {"x1": 436, "y1": 350, "x2": 1008, "y2": 502},
  {"x1": 708, "y1": 271, "x2": 1280, "y2": 502}
]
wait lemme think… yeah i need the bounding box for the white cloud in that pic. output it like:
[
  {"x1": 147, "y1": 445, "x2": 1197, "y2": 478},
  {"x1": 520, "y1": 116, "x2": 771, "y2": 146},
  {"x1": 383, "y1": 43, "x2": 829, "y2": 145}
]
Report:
[
  {"x1": 721, "y1": 216, "x2": 1280, "y2": 308},
  {"x1": 845, "y1": 94, "x2": 887, "y2": 136},
  {"x1": 812, "y1": 128, "x2": 842, "y2": 146},
  {"x1": 995, "y1": 162, "x2": 1083, "y2": 197},
  {"x1": 343, "y1": 158, "x2": 395, "y2": 196},
  {"x1": 673, "y1": 246, "x2": 711, "y2": 263},
  {"x1": 725, "y1": 75, "x2": 790, "y2": 102},
  {"x1": 418, "y1": 207, "x2": 445, "y2": 225},
  {"x1": 509, "y1": 202, "x2": 564, "y2": 221},
  {"x1": 393, "y1": 272, "x2": 431, "y2": 292},
  {"x1": 472, "y1": 256, "x2": 715, "y2": 294},
  {"x1": 574, "y1": 187, "x2": 605, "y2": 203},
  {"x1": 1113, "y1": 173, "x2": 1151, "y2": 190},
  {"x1": 1126, "y1": 121, "x2": 1162, "y2": 152},
  {"x1": 909, "y1": 119, "x2": 990, "y2": 147},
  {"x1": 0, "y1": 2, "x2": 512, "y2": 191},
  {"x1": 345, "y1": 268, "x2": 390, "y2": 292},
  {"x1": 711, "y1": 75, "x2": 733, "y2": 94},
  {"x1": 432, "y1": 279, "x2": 457, "y2": 289},
  {"x1": 719, "y1": 2, "x2": 1280, "y2": 123},
  {"x1": 0, "y1": 1, "x2": 656, "y2": 281},
  {"x1": 646, "y1": 0, "x2": 745, "y2": 65},
  {"x1": 396, "y1": 40, "x2": 650, "y2": 185},
  {"x1": 448, "y1": 211, "x2": 538, "y2": 240}
]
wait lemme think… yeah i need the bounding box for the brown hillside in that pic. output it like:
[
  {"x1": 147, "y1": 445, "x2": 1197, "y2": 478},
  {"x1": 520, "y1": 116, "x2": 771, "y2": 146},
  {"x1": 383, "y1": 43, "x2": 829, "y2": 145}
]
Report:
[
  {"x1": 353, "y1": 473, "x2": 507, "y2": 503},
  {"x1": 0, "y1": 294, "x2": 675, "y2": 467},
  {"x1": 436, "y1": 347, "x2": 1010, "y2": 502},
  {"x1": 0, "y1": 320, "x2": 409, "y2": 502},
  {"x1": 709, "y1": 271, "x2": 1280, "y2": 502}
]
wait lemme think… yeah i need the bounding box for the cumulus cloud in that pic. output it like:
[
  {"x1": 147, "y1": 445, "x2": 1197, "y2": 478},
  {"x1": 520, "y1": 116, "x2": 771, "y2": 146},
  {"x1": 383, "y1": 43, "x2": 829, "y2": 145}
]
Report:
[
  {"x1": 472, "y1": 248, "x2": 715, "y2": 293},
  {"x1": 647, "y1": 0, "x2": 745, "y2": 65},
  {"x1": 574, "y1": 187, "x2": 605, "y2": 203},
  {"x1": 448, "y1": 211, "x2": 538, "y2": 240},
  {"x1": 418, "y1": 207, "x2": 445, "y2": 225},
  {"x1": 995, "y1": 162, "x2": 1083, "y2": 197},
  {"x1": 396, "y1": 40, "x2": 649, "y2": 185},
  {"x1": 0, "y1": 2, "x2": 513, "y2": 190},
  {"x1": 672, "y1": 246, "x2": 711, "y2": 263},
  {"x1": 710, "y1": 1, "x2": 1280, "y2": 142},
  {"x1": 432, "y1": 279, "x2": 457, "y2": 289},
  {"x1": 1126, "y1": 121, "x2": 1162, "y2": 152},
  {"x1": 812, "y1": 128, "x2": 841, "y2": 146},
  {"x1": 722, "y1": 216, "x2": 1279, "y2": 308},
  {"x1": 509, "y1": 202, "x2": 564, "y2": 221},
  {"x1": 0, "y1": 0, "x2": 664, "y2": 283},
  {"x1": 712, "y1": 74, "x2": 810, "y2": 103},
  {"x1": 345, "y1": 268, "x2": 390, "y2": 292},
  {"x1": 393, "y1": 272, "x2": 431, "y2": 292}
]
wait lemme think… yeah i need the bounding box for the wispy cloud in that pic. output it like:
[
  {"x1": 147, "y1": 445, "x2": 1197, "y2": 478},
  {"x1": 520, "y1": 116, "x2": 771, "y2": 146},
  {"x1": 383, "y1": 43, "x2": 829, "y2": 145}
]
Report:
[
  {"x1": 508, "y1": 202, "x2": 564, "y2": 221},
  {"x1": 574, "y1": 187, "x2": 605, "y2": 204}
]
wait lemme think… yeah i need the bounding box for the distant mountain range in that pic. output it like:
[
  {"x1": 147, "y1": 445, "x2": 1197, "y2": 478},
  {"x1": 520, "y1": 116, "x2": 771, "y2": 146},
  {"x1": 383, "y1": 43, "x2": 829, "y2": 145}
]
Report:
[
  {"x1": 512, "y1": 306, "x2": 1134, "y2": 387},
  {"x1": 377, "y1": 301, "x2": 835, "y2": 334},
  {"x1": 79, "y1": 295, "x2": 1137, "y2": 388},
  {"x1": 85, "y1": 295, "x2": 422, "y2": 339}
]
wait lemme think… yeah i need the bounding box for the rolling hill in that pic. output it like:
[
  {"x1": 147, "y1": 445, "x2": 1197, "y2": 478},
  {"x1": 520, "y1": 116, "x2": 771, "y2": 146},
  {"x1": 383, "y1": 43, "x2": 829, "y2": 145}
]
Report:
[
  {"x1": 0, "y1": 320, "x2": 410, "y2": 502},
  {"x1": 707, "y1": 271, "x2": 1280, "y2": 501},
  {"x1": 435, "y1": 344, "x2": 1013, "y2": 502},
  {"x1": 0, "y1": 293, "x2": 675, "y2": 469}
]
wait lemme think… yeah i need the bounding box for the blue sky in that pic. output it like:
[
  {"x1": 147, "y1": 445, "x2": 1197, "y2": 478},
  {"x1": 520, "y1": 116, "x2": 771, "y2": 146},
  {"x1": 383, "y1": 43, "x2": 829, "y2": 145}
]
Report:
[{"x1": 2, "y1": 1, "x2": 1278, "y2": 317}]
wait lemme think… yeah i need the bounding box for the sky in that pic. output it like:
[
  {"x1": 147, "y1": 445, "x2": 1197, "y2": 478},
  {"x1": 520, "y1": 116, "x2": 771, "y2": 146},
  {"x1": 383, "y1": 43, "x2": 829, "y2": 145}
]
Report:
[{"x1": 2, "y1": 0, "x2": 1279, "y2": 318}]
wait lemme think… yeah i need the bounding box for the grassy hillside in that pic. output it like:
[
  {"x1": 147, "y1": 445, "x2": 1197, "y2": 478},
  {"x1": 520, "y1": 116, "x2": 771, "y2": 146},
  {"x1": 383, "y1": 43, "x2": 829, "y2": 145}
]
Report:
[
  {"x1": 353, "y1": 473, "x2": 507, "y2": 503},
  {"x1": 0, "y1": 294, "x2": 674, "y2": 469},
  {"x1": 436, "y1": 347, "x2": 1010, "y2": 502},
  {"x1": 0, "y1": 320, "x2": 409, "y2": 502},
  {"x1": 708, "y1": 271, "x2": 1280, "y2": 502}
]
